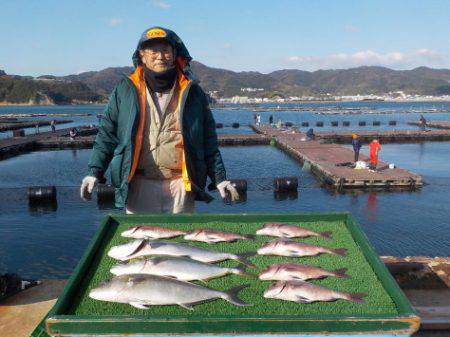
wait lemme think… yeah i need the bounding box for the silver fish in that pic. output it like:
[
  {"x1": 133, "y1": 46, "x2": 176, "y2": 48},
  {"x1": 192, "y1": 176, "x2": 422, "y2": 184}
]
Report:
[
  {"x1": 89, "y1": 274, "x2": 251, "y2": 310},
  {"x1": 121, "y1": 225, "x2": 186, "y2": 239},
  {"x1": 259, "y1": 263, "x2": 350, "y2": 281},
  {"x1": 108, "y1": 239, "x2": 255, "y2": 267},
  {"x1": 264, "y1": 280, "x2": 366, "y2": 304},
  {"x1": 257, "y1": 239, "x2": 346, "y2": 257},
  {"x1": 184, "y1": 228, "x2": 253, "y2": 243},
  {"x1": 110, "y1": 256, "x2": 253, "y2": 281},
  {"x1": 256, "y1": 223, "x2": 332, "y2": 239}
]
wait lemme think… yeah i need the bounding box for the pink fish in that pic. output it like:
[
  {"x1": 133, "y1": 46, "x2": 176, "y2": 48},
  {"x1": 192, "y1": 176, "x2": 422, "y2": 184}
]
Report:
[
  {"x1": 121, "y1": 226, "x2": 187, "y2": 239},
  {"x1": 259, "y1": 263, "x2": 350, "y2": 281},
  {"x1": 257, "y1": 239, "x2": 346, "y2": 257},
  {"x1": 184, "y1": 229, "x2": 253, "y2": 243},
  {"x1": 256, "y1": 223, "x2": 332, "y2": 239},
  {"x1": 264, "y1": 280, "x2": 366, "y2": 304}
]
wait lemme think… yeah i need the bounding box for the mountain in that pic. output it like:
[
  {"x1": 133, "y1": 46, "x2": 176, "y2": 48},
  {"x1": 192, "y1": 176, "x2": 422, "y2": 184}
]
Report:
[
  {"x1": 2, "y1": 63, "x2": 450, "y2": 104},
  {"x1": 0, "y1": 73, "x2": 102, "y2": 105},
  {"x1": 63, "y1": 62, "x2": 450, "y2": 98}
]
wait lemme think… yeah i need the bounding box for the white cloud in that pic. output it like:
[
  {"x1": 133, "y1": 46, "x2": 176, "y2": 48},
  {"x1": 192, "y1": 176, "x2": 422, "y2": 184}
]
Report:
[
  {"x1": 108, "y1": 17, "x2": 123, "y2": 27},
  {"x1": 152, "y1": 0, "x2": 171, "y2": 9},
  {"x1": 286, "y1": 49, "x2": 449, "y2": 70}
]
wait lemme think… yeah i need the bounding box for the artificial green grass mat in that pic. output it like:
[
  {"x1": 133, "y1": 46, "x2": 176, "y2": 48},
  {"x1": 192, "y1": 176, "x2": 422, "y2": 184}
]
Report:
[{"x1": 69, "y1": 218, "x2": 398, "y2": 317}]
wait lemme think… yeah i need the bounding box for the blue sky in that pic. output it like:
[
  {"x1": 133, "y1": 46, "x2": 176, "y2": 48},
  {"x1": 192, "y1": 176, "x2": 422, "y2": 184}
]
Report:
[{"x1": 1, "y1": 0, "x2": 449, "y2": 76}]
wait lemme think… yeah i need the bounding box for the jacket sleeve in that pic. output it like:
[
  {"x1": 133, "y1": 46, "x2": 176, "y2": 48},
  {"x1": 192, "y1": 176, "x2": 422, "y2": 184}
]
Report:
[
  {"x1": 87, "y1": 86, "x2": 120, "y2": 182},
  {"x1": 201, "y1": 89, "x2": 226, "y2": 188}
]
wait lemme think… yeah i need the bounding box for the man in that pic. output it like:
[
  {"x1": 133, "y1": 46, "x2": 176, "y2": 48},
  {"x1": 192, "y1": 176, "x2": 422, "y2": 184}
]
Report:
[
  {"x1": 306, "y1": 128, "x2": 315, "y2": 141},
  {"x1": 80, "y1": 27, "x2": 238, "y2": 213},
  {"x1": 369, "y1": 139, "x2": 381, "y2": 171},
  {"x1": 50, "y1": 120, "x2": 56, "y2": 133},
  {"x1": 351, "y1": 134, "x2": 361, "y2": 162},
  {"x1": 419, "y1": 114, "x2": 426, "y2": 131}
]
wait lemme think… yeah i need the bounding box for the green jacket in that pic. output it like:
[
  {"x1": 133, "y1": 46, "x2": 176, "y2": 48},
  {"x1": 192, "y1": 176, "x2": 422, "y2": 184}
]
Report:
[{"x1": 87, "y1": 76, "x2": 226, "y2": 208}]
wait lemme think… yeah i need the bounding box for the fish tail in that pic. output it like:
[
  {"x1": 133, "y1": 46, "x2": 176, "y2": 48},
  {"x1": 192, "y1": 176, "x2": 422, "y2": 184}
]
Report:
[
  {"x1": 332, "y1": 248, "x2": 347, "y2": 256},
  {"x1": 238, "y1": 252, "x2": 256, "y2": 268},
  {"x1": 223, "y1": 284, "x2": 252, "y2": 306},
  {"x1": 320, "y1": 231, "x2": 333, "y2": 239},
  {"x1": 347, "y1": 292, "x2": 367, "y2": 303},
  {"x1": 243, "y1": 234, "x2": 255, "y2": 240},
  {"x1": 333, "y1": 268, "x2": 351, "y2": 279},
  {"x1": 232, "y1": 265, "x2": 257, "y2": 278}
]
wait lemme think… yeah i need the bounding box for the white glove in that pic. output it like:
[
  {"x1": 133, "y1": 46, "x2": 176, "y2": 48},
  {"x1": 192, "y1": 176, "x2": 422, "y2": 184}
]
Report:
[
  {"x1": 216, "y1": 181, "x2": 239, "y2": 202},
  {"x1": 80, "y1": 176, "x2": 98, "y2": 200}
]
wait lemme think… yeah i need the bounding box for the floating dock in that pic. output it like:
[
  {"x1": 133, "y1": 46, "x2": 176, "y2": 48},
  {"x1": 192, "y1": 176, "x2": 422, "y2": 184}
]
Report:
[
  {"x1": 0, "y1": 129, "x2": 269, "y2": 161},
  {"x1": 0, "y1": 119, "x2": 71, "y2": 132},
  {"x1": 0, "y1": 126, "x2": 97, "y2": 160},
  {"x1": 252, "y1": 125, "x2": 423, "y2": 189},
  {"x1": 408, "y1": 120, "x2": 450, "y2": 130},
  {"x1": 317, "y1": 129, "x2": 450, "y2": 143}
]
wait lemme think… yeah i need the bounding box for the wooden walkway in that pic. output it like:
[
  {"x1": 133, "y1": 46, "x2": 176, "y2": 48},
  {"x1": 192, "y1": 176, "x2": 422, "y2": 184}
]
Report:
[
  {"x1": 252, "y1": 125, "x2": 423, "y2": 189},
  {"x1": 0, "y1": 130, "x2": 269, "y2": 161},
  {"x1": 408, "y1": 120, "x2": 450, "y2": 130},
  {"x1": 0, "y1": 126, "x2": 97, "y2": 160},
  {"x1": 317, "y1": 129, "x2": 450, "y2": 143},
  {"x1": 0, "y1": 119, "x2": 71, "y2": 132}
]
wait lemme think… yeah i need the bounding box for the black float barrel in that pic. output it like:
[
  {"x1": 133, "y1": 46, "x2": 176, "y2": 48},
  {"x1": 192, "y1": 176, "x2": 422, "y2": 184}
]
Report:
[
  {"x1": 373, "y1": 121, "x2": 381, "y2": 126},
  {"x1": 97, "y1": 184, "x2": 115, "y2": 204},
  {"x1": 232, "y1": 122, "x2": 240, "y2": 128},
  {"x1": 331, "y1": 121, "x2": 338, "y2": 127},
  {"x1": 27, "y1": 186, "x2": 56, "y2": 203},
  {"x1": 389, "y1": 120, "x2": 397, "y2": 126},
  {"x1": 316, "y1": 121, "x2": 324, "y2": 127},
  {"x1": 301, "y1": 122, "x2": 309, "y2": 127},
  {"x1": 343, "y1": 121, "x2": 350, "y2": 126},
  {"x1": 358, "y1": 121, "x2": 366, "y2": 126},
  {"x1": 273, "y1": 177, "x2": 298, "y2": 192},
  {"x1": 229, "y1": 179, "x2": 248, "y2": 193},
  {"x1": 285, "y1": 121, "x2": 294, "y2": 127},
  {"x1": 215, "y1": 123, "x2": 223, "y2": 129}
]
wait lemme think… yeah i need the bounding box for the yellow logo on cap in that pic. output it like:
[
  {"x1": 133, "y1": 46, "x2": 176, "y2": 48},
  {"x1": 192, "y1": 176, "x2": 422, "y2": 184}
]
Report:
[{"x1": 146, "y1": 28, "x2": 167, "y2": 39}]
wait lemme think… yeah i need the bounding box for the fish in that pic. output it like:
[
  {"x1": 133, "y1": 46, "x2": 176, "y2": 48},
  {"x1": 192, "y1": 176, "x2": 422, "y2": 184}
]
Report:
[
  {"x1": 89, "y1": 274, "x2": 251, "y2": 310},
  {"x1": 259, "y1": 263, "x2": 350, "y2": 281},
  {"x1": 108, "y1": 239, "x2": 255, "y2": 267},
  {"x1": 110, "y1": 256, "x2": 254, "y2": 281},
  {"x1": 263, "y1": 280, "x2": 367, "y2": 304},
  {"x1": 184, "y1": 228, "x2": 253, "y2": 243},
  {"x1": 256, "y1": 223, "x2": 332, "y2": 239},
  {"x1": 121, "y1": 225, "x2": 186, "y2": 239},
  {"x1": 257, "y1": 239, "x2": 347, "y2": 257}
]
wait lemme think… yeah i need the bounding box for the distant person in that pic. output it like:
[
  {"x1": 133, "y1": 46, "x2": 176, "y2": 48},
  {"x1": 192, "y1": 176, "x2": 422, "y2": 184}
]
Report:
[
  {"x1": 80, "y1": 26, "x2": 238, "y2": 213},
  {"x1": 269, "y1": 115, "x2": 273, "y2": 125},
  {"x1": 419, "y1": 114, "x2": 427, "y2": 131},
  {"x1": 369, "y1": 139, "x2": 381, "y2": 171},
  {"x1": 35, "y1": 123, "x2": 39, "y2": 134},
  {"x1": 50, "y1": 120, "x2": 56, "y2": 132},
  {"x1": 351, "y1": 134, "x2": 362, "y2": 162},
  {"x1": 256, "y1": 114, "x2": 261, "y2": 126},
  {"x1": 69, "y1": 127, "x2": 78, "y2": 140},
  {"x1": 253, "y1": 113, "x2": 257, "y2": 125},
  {"x1": 306, "y1": 128, "x2": 315, "y2": 141}
]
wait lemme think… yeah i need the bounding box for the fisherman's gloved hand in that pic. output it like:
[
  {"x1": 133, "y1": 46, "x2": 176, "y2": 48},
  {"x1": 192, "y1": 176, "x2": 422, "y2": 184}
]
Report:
[
  {"x1": 80, "y1": 176, "x2": 98, "y2": 200},
  {"x1": 216, "y1": 181, "x2": 239, "y2": 202}
]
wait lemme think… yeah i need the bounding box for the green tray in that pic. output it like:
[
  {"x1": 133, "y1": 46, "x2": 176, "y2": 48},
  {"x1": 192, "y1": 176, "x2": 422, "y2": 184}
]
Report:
[{"x1": 45, "y1": 212, "x2": 420, "y2": 335}]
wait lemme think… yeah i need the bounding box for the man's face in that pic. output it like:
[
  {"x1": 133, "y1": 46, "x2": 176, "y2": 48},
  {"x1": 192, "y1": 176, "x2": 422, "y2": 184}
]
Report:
[{"x1": 139, "y1": 41, "x2": 175, "y2": 72}]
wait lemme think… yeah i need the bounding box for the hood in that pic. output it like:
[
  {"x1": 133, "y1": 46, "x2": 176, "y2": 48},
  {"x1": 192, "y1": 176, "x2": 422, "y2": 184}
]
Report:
[{"x1": 132, "y1": 26, "x2": 192, "y2": 68}]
